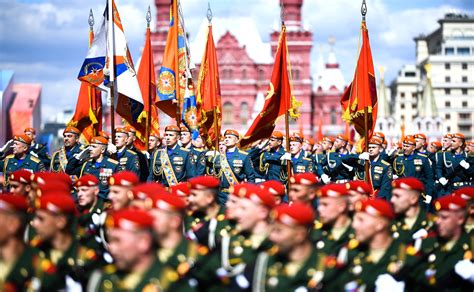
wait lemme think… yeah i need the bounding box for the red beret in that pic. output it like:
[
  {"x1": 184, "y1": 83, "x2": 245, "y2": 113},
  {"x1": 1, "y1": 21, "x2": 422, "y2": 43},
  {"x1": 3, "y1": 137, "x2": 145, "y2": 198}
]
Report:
[
  {"x1": 373, "y1": 132, "x2": 385, "y2": 142},
  {"x1": 317, "y1": 183, "x2": 348, "y2": 198},
  {"x1": 452, "y1": 133, "x2": 465, "y2": 140},
  {"x1": 414, "y1": 133, "x2": 427, "y2": 140},
  {"x1": 124, "y1": 125, "x2": 136, "y2": 133},
  {"x1": 403, "y1": 136, "x2": 416, "y2": 146},
  {"x1": 224, "y1": 129, "x2": 240, "y2": 138},
  {"x1": 452, "y1": 187, "x2": 474, "y2": 201},
  {"x1": 430, "y1": 141, "x2": 442, "y2": 149},
  {"x1": 37, "y1": 182, "x2": 71, "y2": 197},
  {"x1": 109, "y1": 171, "x2": 139, "y2": 187},
  {"x1": 170, "y1": 182, "x2": 190, "y2": 197},
  {"x1": 9, "y1": 169, "x2": 32, "y2": 184},
  {"x1": 322, "y1": 136, "x2": 335, "y2": 143},
  {"x1": 260, "y1": 180, "x2": 286, "y2": 197},
  {"x1": 369, "y1": 137, "x2": 384, "y2": 146},
  {"x1": 188, "y1": 176, "x2": 220, "y2": 190},
  {"x1": 75, "y1": 174, "x2": 99, "y2": 187},
  {"x1": 180, "y1": 126, "x2": 190, "y2": 133},
  {"x1": 245, "y1": 187, "x2": 275, "y2": 209},
  {"x1": 150, "y1": 192, "x2": 186, "y2": 212},
  {"x1": 289, "y1": 173, "x2": 318, "y2": 186},
  {"x1": 289, "y1": 132, "x2": 304, "y2": 143},
  {"x1": 272, "y1": 203, "x2": 315, "y2": 227},
  {"x1": 14, "y1": 134, "x2": 32, "y2": 145},
  {"x1": 229, "y1": 183, "x2": 260, "y2": 198},
  {"x1": 304, "y1": 138, "x2": 315, "y2": 146},
  {"x1": 90, "y1": 136, "x2": 108, "y2": 145},
  {"x1": 355, "y1": 199, "x2": 395, "y2": 220},
  {"x1": 115, "y1": 127, "x2": 129, "y2": 135},
  {"x1": 346, "y1": 180, "x2": 373, "y2": 195},
  {"x1": 271, "y1": 131, "x2": 284, "y2": 139},
  {"x1": 131, "y1": 183, "x2": 167, "y2": 200},
  {"x1": 391, "y1": 177, "x2": 425, "y2": 192},
  {"x1": 24, "y1": 127, "x2": 36, "y2": 134},
  {"x1": 165, "y1": 125, "x2": 181, "y2": 132},
  {"x1": 106, "y1": 209, "x2": 153, "y2": 231},
  {"x1": 435, "y1": 195, "x2": 466, "y2": 211},
  {"x1": 63, "y1": 126, "x2": 80, "y2": 135},
  {"x1": 32, "y1": 172, "x2": 72, "y2": 187},
  {"x1": 36, "y1": 194, "x2": 76, "y2": 214},
  {"x1": 0, "y1": 194, "x2": 29, "y2": 213},
  {"x1": 336, "y1": 135, "x2": 348, "y2": 142}
]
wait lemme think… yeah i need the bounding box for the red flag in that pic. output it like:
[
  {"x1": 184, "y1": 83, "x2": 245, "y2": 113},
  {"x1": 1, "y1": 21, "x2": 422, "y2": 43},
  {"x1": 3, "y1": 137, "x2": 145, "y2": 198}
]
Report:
[
  {"x1": 196, "y1": 24, "x2": 222, "y2": 149},
  {"x1": 341, "y1": 21, "x2": 377, "y2": 150},
  {"x1": 68, "y1": 26, "x2": 102, "y2": 143},
  {"x1": 136, "y1": 24, "x2": 160, "y2": 150},
  {"x1": 240, "y1": 26, "x2": 300, "y2": 148}
]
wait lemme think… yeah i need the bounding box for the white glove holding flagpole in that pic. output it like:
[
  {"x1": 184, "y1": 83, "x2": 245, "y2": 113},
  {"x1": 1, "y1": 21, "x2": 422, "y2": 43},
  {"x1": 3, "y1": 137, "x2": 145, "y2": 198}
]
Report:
[
  {"x1": 107, "y1": 143, "x2": 117, "y2": 154},
  {"x1": 359, "y1": 152, "x2": 370, "y2": 161},
  {"x1": 460, "y1": 160, "x2": 470, "y2": 170},
  {"x1": 280, "y1": 152, "x2": 292, "y2": 161}
]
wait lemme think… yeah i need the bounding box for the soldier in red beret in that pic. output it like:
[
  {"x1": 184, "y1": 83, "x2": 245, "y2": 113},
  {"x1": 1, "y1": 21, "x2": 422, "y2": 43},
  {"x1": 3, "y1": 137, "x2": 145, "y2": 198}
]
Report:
[
  {"x1": 452, "y1": 186, "x2": 474, "y2": 233},
  {"x1": 288, "y1": 172, "x2": 319, "y2": 204},
  {"x1": 345, "y1": 180, "x2": 372, "y2": 211},
  {"x1": 260, "y1": 180, "x2": 286, "y2": 205},
  {"x1": 108, "y1": 171, "x2": 139, "y2": 211},
  {"x1": 8, "y1": 169, "x2": 32, "y2": 196},
  {"x1": 94, "y1": 209, "x2": 160, "y2": 290}
]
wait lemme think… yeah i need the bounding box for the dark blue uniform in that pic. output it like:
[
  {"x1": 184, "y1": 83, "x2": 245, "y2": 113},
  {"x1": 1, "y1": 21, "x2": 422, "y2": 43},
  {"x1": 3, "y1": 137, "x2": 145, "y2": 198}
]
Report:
[
  {"x1": 248, "y1": 146, "x2": 286, "y2": 182},
  {"x1": 30, "y1": 142, "x2": 51, "y2": 170},
  {"x1": 189, "y1": 146, "x2": 207, "y2": 176},
  {"x1": 356, "y1": 158, "x2": 393, "y2": 200},
  {"x1": 129, "y1": 145, "x2": 149, "y2": 182},
  {"x1": 148, "y1": 145, "x2": 195, "y2": 186},
  {"x1": 50, "y1": 143, "x2": 84, "y2": 174},
  {"x1": 1, "y1": 153, "x2": 46, "y2": 186},
  {"x1": 324, "y1": 151, "x2": 356, "y2": 183},
  {"x1": 435, "y1": 150, "x2": 472, "y2": 194},
  {"x1": 393, "y1": 152, "x2": 434, "y2": 199},
  {"x1": 116, "y1": 148, "x2": 140, "y2": 176}
]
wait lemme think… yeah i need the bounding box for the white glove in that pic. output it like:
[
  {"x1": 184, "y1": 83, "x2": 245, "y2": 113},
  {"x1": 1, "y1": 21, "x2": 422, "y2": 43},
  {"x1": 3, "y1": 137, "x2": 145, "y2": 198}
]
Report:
[
  {"x1": 455, "y1": 259, "x2": 474, "y2": 282},
  {"x1": 423, "y1": 194, "x2": 432, "y2": 204},
  {"x1": 439, "y1": 177, "x2": 448, "y2": 186},
  {"x1": 257, "y1": 139, "x2": 268, "y2": 149},
  {"x1": 205, "y1": 150, "x2": 217, "y2": 157},
  {"x1": 392, "y1": 174, "x2": 399, "y2": 179},
  {"x1": 412, "y1": 228, "x2": 428, "y2": 240},
  {"x1": 74, "y1": 147, "x2": 90, "y2": 161},
  {"x1": 0, "y1": 139, "x2": 13, "y2": 153},
  {"x1": 375, "y1": 274, "x2": 405, "y2": 292},
  {"x1": 107, "y1": 143, "x2": 117, "y2": 154},
  {"x1": 460, "y1": 160, "x2": 470, "y2": 170},
  {"x1": 359, "y1": 152, "x2": 370, "y2": 161},
  {"x1": 321, "y1": 173, "x2": 331, "y2": 184},
  {"x1": 280, "y1": 152, "x2": 292, "y2": 161},
  {"x1": 387, "y1": 148, "x2": 397, "y2": 157}
]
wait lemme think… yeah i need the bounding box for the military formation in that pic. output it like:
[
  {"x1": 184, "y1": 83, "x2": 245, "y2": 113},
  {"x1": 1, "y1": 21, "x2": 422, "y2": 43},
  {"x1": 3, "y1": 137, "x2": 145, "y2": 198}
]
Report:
[{"x1": 0, "y1": 125, "x2": 473, "y2": 291}]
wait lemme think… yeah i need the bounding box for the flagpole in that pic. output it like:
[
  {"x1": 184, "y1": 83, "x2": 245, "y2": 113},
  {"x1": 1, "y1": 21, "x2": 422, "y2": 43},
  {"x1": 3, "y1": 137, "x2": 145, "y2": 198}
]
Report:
[
  {"x1": 361, "y1": 0, "x2": 370, "y2": 183},
  {"x1": 108, "y1": 0, "x2": 116, "y2": 140},
  {"x1": 207, "y1": 4, "x2": 219, "y2": 152},
  {"x1": 174, "y1": 0, "x2": 181, "y2": 127},
  {"x1": 88, "y1": 9, "x2": 97, "y2": 137},
  {"x1": 145, "y1": 6, "x2": 152, "y2": 148}
]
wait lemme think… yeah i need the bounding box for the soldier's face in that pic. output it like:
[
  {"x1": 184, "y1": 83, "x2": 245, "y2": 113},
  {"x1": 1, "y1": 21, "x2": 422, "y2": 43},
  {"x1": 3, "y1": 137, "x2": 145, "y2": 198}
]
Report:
[
  {"x1": 368, "y1": 144, "x2": 381, "y2": 157},
  {"x1": 25, "y1": 131, "x2": 36, "y2": 140},
  {"x1": 77, "y1": 186, "x2": 98, "y2": 208},
  {"x1": 219, "y1": 142, "x2": 226, "y2": 153},
  {"x1": 415, "y1": 138, "x2": 425, "y2": 150},
  {"x1": 9, "y1": 181, "x2": 30, "y2": 196},
  {"x1": 290, "y1": 141, "x2": 302, "y2": 155},
  {"x1": 334, "y1": 139, "x2": 346, "y2": 150},
  {"x1": 402, "y1": 143, "x2": 415, "y2": 155},
  {"x1": 235, "y1": 198, "x2": 268, "y2": 232},
  {"x1": 318, "y1": 197, "x2": 347, "y2": 225},
  {"x1": 268, "y1": 138, "x2": 282, "y2": 150},
  {"x1": 224, "y1": 135, "x2": 238, "y2": 148},
  {"x1": 225, "y1": 194, "x2": 240, "y2": 220},
  {"x1": 347, "y1": 190, "x2": 368, "y2": 212},
  {"x1": 302, "y1": 142, "x2": 312, "y2": 152},
  {"x1": 148, "y1": 136, "x2": 159, "y2": 150},
  {"x1": 115, "y1": 133, "x2": 128, "y2": 148},
  {"x1": 314, "y1": 144, "x2": 323, "y2": 153},
  {"x1": 165, "y1": 131, "x2": 179, "y2": 147},
  {"x1": 450, "y1": 138, "x2": 463, "y2": 151},
  {"x1": 427, "y1": 144, "x2": 438, "y2": 153},
  {"x1": 149, "y1": 209, "x2": 179, "y2": 237},
  {"x1": 32, "y1": 210, "x2": 62, "y2": 241},
  {"x1": 192, "y1": 136, "x2": 204, "y2": 148},
  {"x1": 89, "y1": 144, "x2": 104, "y2": 159},
  {"x1": 180, "y1": 131, "x2": 191, "y2": 145},
  {"x1": 0, "y1": 211, "x2": 24, "y2": 244},
  {"x1": 442, "y1": 137, "x2": 452, "y2": 150},
  {"x1": 188, "y1": 189, "x2": 214, "y2": 212},
  {"x1": 435, "y1": 210, "x2": 465, "y2": 240},
  {"x1": 12, "y1": 141, "x2": 28, "y2": 155},
  {"x1": 108, "y1": 186, "x2": 131, "y2": 211},
  {"x1": 63, "y1": 133, "x2": 78, "y2": 147},
  {"x1": 352, "y1": 212, "x2": 387, "y2": 243},
  {"x1": 467, "y1": 144, "x2": 474, "y2": 154},
  {"x1": 390, "y1": 189, "x2": 418, "y2": 215},
  {"x1": 288, "y1": 184, "x2": 314, "y2": 204},
  {"x1": 322, "y1": 141, "x2": 333, "y2": 151},
  {"x1": 126, "y1": 133, "x2": 136, "y2": 146},
  {"x1": 269, "y1": 222, "x2": 307, "y2": 254},
  {"x1": 107, "y1": 228, "x2": 151, "y2": 271}
]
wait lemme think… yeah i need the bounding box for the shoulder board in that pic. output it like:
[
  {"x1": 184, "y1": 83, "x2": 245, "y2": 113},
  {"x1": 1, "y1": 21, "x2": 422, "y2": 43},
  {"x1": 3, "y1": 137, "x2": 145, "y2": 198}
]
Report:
[
  {"x1": 418, "y1": 153, "x2": 427, "y2": 157},
  {"x1": 30, "y1": 151, "x2": 39, "y2": 158},
  {"x1": 381, "y1": 160, "x2": 390, "y2": 166},
  {"x1": 303, "y1": 157, "x2": 312, "y2": 161},
  {"x1": 238, "y1": 150, "x2": 249, "y2": 156},
  {"x1": 181, "y1": 148, "x2": 190, "y2": 152},
  {"x1": 6, "y1": 154, "x2": 14, "y2": 159},
  {"x1": 194, "y1": 148, "x2": 203, "y2": 153},
  {"x1": 126, "y1": 149, "x2": 137, "y2": 155},
  {"x1": 107, "y1": 158, "x2": 119, "y2": 165},
  {"x1": 30, "y1": 156, "x2": 41, "y2": 163}
]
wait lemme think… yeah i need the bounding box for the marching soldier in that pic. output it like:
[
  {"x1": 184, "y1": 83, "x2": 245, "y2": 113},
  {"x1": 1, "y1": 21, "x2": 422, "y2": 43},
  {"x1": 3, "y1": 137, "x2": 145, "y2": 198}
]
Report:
[
  {"x1": 345, "y1": 180, "x2": 372, "y2": 211},
  {"x1": 92, "y1": 209, "x2": 161, "y2": 291},
  {"x1": 24, "y1": 127, "x2": 51, "y2": 168},
  {"x1": 393, "y1": 136, "x2": 434, "y2": 201},
  {"x1": 251, "y1": 131, "x2": 286, "y2": 182},
  {"x1": 1, "y1": 135, "x2": 45, "y2": 187},
  {"x1": 8, "y1": 169, "x2": 32, "y2": 196},
  {"x1": 148, "y1": 131, "x2": 162, "y2": 159},
  {"x1": 390, "y1": 177, "x2": 433, "y2": 244},
  {"x1": 288, "y1": 172, "x2": 319, "y2": 204},
  {"x1": 206, "y1": 129, "x2": 256, "y2": 204},
  {"x1": 181, "y1": 126, "x2": 206, "y2": 176},
  {"x1": 358, "y1": 137, "x2": 393, "y2": 199},
  {"x1": 260, "y1": 180, "x2": 286, "y2": 205},
  {"x1": 66, "y1": 136, "x2": 119, "y2": 198},
  {"x1": 320, "y1": 135, "x2": 356, "y2": 184},
  {"x1": 280, "y1": 132, "x2": 313, "y2": 179},
  {"x1": 148, "y1": 125, "x2": 195, "y2": 186},
  {"x1": 113, "y1": 127, "x2": 140, "y2": 176},
  {"x1": 50, "y1": 126, "x2": 84, "y2": 178},
  {"x1": 303, "y1": 137, "x2": 315, "y2": 158},
  {"x1": 107, "y1": 171, "x2": 139, "y2": 211},
  {"x1": 414, "y1": 133, "x2": 429, "y2": 155},
  {"x1": 313, "y1": 136, "x2": 334, "y2": 179},
  {"x1": 124, "y1": 125, "x2": 149, "y2": 182}
]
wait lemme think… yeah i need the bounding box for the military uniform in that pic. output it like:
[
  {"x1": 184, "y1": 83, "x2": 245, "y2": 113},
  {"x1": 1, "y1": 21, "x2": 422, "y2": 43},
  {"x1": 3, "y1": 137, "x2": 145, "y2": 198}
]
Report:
[
  {"x1": 393, "y1": 153, "x2": 434, "y2": 199},
  {"x1": 435, "y1": 150, "x2": 471, "y2": 195},
  {"x1": 258, "y1": 147, "x2": 286, "y2": 182},
  {"x1": 322, "y1": 151, "x2": 357, "y2": 183},
  {"x1": 281, "y1": 150, "x2": 313, "y2": 182},
  {"x1": 1, "y1": 153, "x2": 45, "y2": 186},
  {"x1": 391, "y1": 208, "x2": 433, "y2": 244},
  {"x1": 188, "y1": 146, "x2": 206, "y2": 176},
  {"x1": 188, "y1": 207, "x2": 233, "y2": 250},
  {"x1": 115, "y1": 148, "x2": 140, "y2": 176},
  {"x1": 356, "y1": 158, "x2": 393, "y2": 200},
  {"x1": 50, "y1": 143, "x2": 84, "y2": 174},
  {"x1": 129, "y1": 145, "x2": 149, "y2": 182},
  {"x1": 2, "y1": 246, "x2": 36, "y2": 291},
  {"x1": 312, "y1": 219, "x2": 356, "y2": 256},
  {"x1": 148, "y1": 145, "x2": 195, "y2": 186},
  {"x1": 29, "y1": 142, "x2": 51, "y2": 169}
]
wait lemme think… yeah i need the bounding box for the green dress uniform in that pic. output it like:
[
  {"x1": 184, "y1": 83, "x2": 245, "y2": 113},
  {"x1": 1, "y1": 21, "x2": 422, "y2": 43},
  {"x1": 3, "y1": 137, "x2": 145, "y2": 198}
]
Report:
[
  {"x1": 50, "y1": 143, "x2": 84, "y2": 179},
  {"x1": 206, "y1": 150, "x2": 256, "y2": 205},
  {"x1": 115, "y1": 148, "x2": 140, "y2": 177},
  {"x1": 66, "y1": 156, "x2": 119, "y2": 199},
  {"x1": 312, "y1": 152, "x2": 326, "y2": 178},
  {"x1": 148, "y1": 145, "x2": 195, "y2": 187},
  {"x1": 311, "y1": 219, "x2": 356, "y2": 256},
  {"x1": 30, "y1": 142, "x2": 51, "y2": 170},
  {"x1": 1, "y1": 153, "x2": 46, "y2": 186},
  {"x1": 356, "y1": 158, "x2": 393, "y2": 200},
  {"x1": 77, "y1": 199, "x2": 108, "y2": 250},
  {"x1": 187, "y1": 207, "x2": 234, "y2": 250},
  {"x1": 435, "y1": 150, "x2": 471, "y2": 195},
  {"x1": 391, "y1": 208, "x2": 433, "y2": 244},
  {"x1": 393, "y1": 153, "x2": 434, "y2": 199},
  {"x1": 2, "y1": 246, "x2": 36, "y2": 291},
  {"x1": 128, "y1": 145, "x2": 149, "y2": 182}
]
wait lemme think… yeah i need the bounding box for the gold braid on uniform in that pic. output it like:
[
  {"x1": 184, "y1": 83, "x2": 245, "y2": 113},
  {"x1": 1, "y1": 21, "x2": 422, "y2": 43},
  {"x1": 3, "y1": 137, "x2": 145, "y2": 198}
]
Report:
[
  {"x1": 50, "y1": 151, "x2": 61, "y2": 172},
  {"x1": 392, "y1": 159, "x2": 405, "y2": 176},
  {"x1": 259, "y1": 152, "x2": 269, "y2": 173},
  {"x1": 152, "y1": 150, "x2": 164, "y2": 177}
]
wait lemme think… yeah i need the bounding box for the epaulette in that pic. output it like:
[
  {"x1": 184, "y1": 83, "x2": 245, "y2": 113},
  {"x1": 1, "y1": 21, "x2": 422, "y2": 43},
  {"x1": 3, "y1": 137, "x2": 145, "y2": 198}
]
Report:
[
  {"x1": 30, "y1": 151, "x2": 39, "y2": 158},
  {"x1": 347, "y1": 238, "x2": 359, "y2": 250},
  {"x1": 79, "y1": 144, "x2": 86, "y2": 150},
  {"x1": 6, "y1": 154, "x2": 14, "y2": 159},
  {"x1": 417, "y1": 153, "x2": 428, "y2": 158},
  {"x1": 194, "y1": 148, "x2": 203, "y2": 153},
  {"x1": 303, "y1": 157, "x2": 312, "y2": 161},
  {"x1": 30, "y1": 156, "x2": 41, "y2": 163},
  {"x1": 126, "y1": 149, "x2": 137, "y2": 155},
  {"x1": 238, "y1": 150, "x2": 248, "y2": 156},
  {"x1": 381, "y1": 160, "x2": 390, "y2": 166},
  {"x1": 181, "y1": 147, "x2": 190, "y2": 152},
  {"x1": 107, "y1": 158, "x2": 119, "y2": 165}
]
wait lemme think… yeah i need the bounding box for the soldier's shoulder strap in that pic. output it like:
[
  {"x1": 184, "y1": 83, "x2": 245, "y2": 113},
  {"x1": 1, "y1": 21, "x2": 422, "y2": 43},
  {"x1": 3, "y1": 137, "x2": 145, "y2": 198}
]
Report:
[
  {"x1": 303, "y1": 157, "x2": 312, "y2": 162},
  {"x1": 30, "y1": 155, "x2": 41, "y2": 163},
  {"x1": 181, "y1": 147, "x2": 190, "y2": 152},
  {"x1": 5, "y1": 154, "x2": 14, "y2": 159},
  {"x1": 126, "y1": 149, "x2": 137, "y2": 155},
  {"x1": 417, "y1": 153, "x2": 428, "y2": 158},
  {"x1": 381, "y1": 160, "x2": 390, "y2": 166},
  {"x1": 238, "y1": 149, "x2": 249, "y2": 156},
  {"x1": 107, "y1": 158, "x2": 119, "y2": 165}
]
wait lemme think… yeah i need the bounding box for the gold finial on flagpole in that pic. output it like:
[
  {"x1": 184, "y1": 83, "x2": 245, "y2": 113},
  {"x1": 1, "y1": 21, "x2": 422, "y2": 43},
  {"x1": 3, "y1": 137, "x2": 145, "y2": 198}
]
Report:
[{"x1": 88, "y1": 9, "x2": 94, "y2": 30}]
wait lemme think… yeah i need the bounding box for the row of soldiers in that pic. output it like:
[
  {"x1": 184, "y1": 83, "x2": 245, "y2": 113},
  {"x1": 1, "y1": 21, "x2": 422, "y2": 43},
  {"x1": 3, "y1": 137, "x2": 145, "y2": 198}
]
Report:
[
  {"x1": 1, "y1": 126, "x2": 473, "y2": 207},
  {"x1": 0, "y1": 166, "x2": 473, "y2": 291}
]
